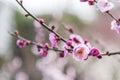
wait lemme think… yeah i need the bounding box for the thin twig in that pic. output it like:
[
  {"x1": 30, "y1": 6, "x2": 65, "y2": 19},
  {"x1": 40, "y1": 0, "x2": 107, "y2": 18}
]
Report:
[
  {"x1": 9, "y1": 32, "x2": 64, "y2": 52},
  {"x1": 10, "y1": 31, "x2": 120, "y2": 57},
  {"x1": 16, "y1": 0, "x2": 66, "y2": 43}
]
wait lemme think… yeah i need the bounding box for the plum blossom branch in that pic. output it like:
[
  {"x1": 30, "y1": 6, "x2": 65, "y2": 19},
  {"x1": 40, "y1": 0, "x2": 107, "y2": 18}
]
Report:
[
  {"x1": 9, "y1": 32, "x2": 64, "y2": 52},
  {"x1": 16, "y1": 0, "x2": 66, "y2": 43},
  {"x1": 9, "y1": 31, "x2": 120, "y2": 57},
  {"x1": 12, "y1": 0, "x2": 120, "y2": 61},
  {"x1": 102, "y1": 51, "x2": 120, "y2": 56}
]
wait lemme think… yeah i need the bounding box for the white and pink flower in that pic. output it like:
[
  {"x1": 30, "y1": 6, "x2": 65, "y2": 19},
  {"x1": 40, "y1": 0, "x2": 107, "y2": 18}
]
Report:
[
  {"x1": 49, "y1": 33, "x2": 60, "y2": 48},
  {"x1": 97, "y1": 0, "x2": 114, "y2": 13},
  {"x1": 70, "y1": 34, "x2": 84, "y2": 46},
  {"x1": 16, "y1": 39, "x2": 30, "y2": 48},
  {"x1": 73, "y1": 44, "x2": 90, "y2": 61},
  {"x1": 111, "y1": 20, "x2": 120, "y2": 33}
]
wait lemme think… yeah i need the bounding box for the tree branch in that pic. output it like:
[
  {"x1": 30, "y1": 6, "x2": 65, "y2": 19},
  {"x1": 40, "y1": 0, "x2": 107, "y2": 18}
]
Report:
[{"x1": 16, "y1": 0, "x2": 66, "y2": 43}]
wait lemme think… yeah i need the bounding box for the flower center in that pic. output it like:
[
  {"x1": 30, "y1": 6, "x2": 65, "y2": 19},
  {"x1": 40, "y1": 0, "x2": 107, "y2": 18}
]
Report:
[{"x1": 77, "y1": 50, "x2": 83, "y2": 55}]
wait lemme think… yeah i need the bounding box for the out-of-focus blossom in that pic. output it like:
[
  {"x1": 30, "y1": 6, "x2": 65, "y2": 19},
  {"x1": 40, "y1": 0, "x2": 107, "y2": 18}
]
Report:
[
  {"x1": 73, "y1": 44, "x2": 90, "y2": 61},
  {"x1": 20, "y1": 0, "x2": 23, "y2": 4},
  {"x1": 80, "y1": 0, "x2": 88, "y2": 2},
  {"x1": 15, "y1": 72, "x2": 29, "y2": 80},
  {"x1": 33, "y1": 20, "x2": 44, "y2": 43},
  {"x1": 66, "y1": 25, "x2": 73, "y2": 33},
  {"x1": 70, "y1": 34, "x2": 84, "y2": 46},
  {"x1": 8, "y1": 57, "x2": 22, "y2": 72},
  {"x1": 63, "y1": 45, "x2": 70, "y2": 57},
  {"x1": 90, "y1": 47, "x2": 102, "y2": 59},
  {"x1": 88, "y1": 0, "x2": 95, "y2": 5},
  {"x1": 111, "y1": 20, "x2": 120, "y2": 33},
  {"x1": 115, "y1": 0, "x2": 120, "y2": 2},
  {"x1": 49, "y1": 33, "x2": 60, "y2": 48},
  {"x1": 97, "y1": 0, "x2": 114, "y2": 13},
  {"x1": 66, "y1": 67, "x2": 76, "y2": 80}
]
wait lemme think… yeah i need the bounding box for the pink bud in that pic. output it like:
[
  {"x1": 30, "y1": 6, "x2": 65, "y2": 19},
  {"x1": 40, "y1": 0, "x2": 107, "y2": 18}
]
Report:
[
  {"x1": 97, "y1": 55, "x2": 102, "y2": 59},
  {"x1": 58, "y1": 52, "x2": 64, "y2": 58},
  {"x1": 88, "y1": 0, "x2": 94, "y2": 5},
  {"x1": 25, "y1": 13, "x2": 29, "y2": 17},
  {"x1": 44, "y1": 43, "x2": 49, "y2": 49},
  {"x1": 66, "y1": 25, "x2": 73, "y2": 33},
  {"x1": 66, "y1": 39, "x2": 72, "y2": 46},
  {"x1": 14, "y1": 30, "x2": 19, "y2": 36},
  {"x1": 80, "y1": 0, "x2": 88, "y2": 2},
  {"x1": 73, "y1": 37, "x2": 80, "y2": 43},
  {"x1": 51, "y1": 25, "x2": 55, "y2": 30},
  {"x1": 39, "y1": 48, "x2": 48, "y2": 57},
  {"x1": 24, "y1": 40, "x2": 31, "y2": 46},
  {"x1": 90, "y1": 48, "x2": 102, "y2": 59},
  {"x1": 16, "y1": 39, "x2": 25, "y2": 48},
  {"x1": 20, "y1": 0, "x2": 23, "y2": 4},
  {"x1": 38, "y1": 18, "x2": 44, "y2": 25}
]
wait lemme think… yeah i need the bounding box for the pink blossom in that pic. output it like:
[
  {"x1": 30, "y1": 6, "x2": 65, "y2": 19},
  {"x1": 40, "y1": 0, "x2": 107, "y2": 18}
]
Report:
[
  {"x1": 63, "y1": 45, "x2": 70, "y2": 57},
  {"x1": 15, "y1": 72, "x2": 29, "y2": 80},
  {"x1": 111, "y1": 20, "x2": 120, "y2": 33},
  {"x1": 16, "y1": 39, "x2": 26, "y2": 48},
  {"x1": 73, "y1": 44, "x2": 90, "y2": 61},
  {"x1": 90, "y1": 48, "x2": 102, "y2": 59},
  {"x1": 97, "y1": 0, "x2": 114, "y2": 13},
  {"x1": 39, "y1": 48, "x2": 48, "y2": 57},
  {"x1": 70, "y1": 34, "x2": 84, "y2": 46},
  {"x1": 49, "y1": 33, "x2": 59, "y2": 48},
  {"x1": 66, "y1": 39, "x2": 72, "y2": 47}
]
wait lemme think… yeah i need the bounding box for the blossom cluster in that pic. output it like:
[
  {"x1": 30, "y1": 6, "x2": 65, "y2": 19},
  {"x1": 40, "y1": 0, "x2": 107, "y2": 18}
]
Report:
[
  {"x1": 13, "y1": 0, "x2": 120, "y2": 62},
  {"x1": 16, "y1": 20, "x2": 102, "y2": 61},
  {"x1": 80, "y1": 0, "x2": 120, "y2": 34}
]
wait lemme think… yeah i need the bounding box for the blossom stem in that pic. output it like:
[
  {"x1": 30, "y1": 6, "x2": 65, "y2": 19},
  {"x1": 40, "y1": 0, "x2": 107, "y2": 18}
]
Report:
[
  {"x1": 94, "y1": 0, "x2": 120, "y2": 23},
  {"x1": 16, "y1": 0, "x2": 66, "y2": 43},
  {"x1": 9, "y1": 32, "x2": 64, "y2": 52},
  {"x1": 10, "y1": 31, "x2": 120, "y2": 57},
  {"x1": 102, "y1": 51, "x2": 120, "y2": 56},
  {"x1": 106, "y1": 12, "x2": 120, "y2": 24}
]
